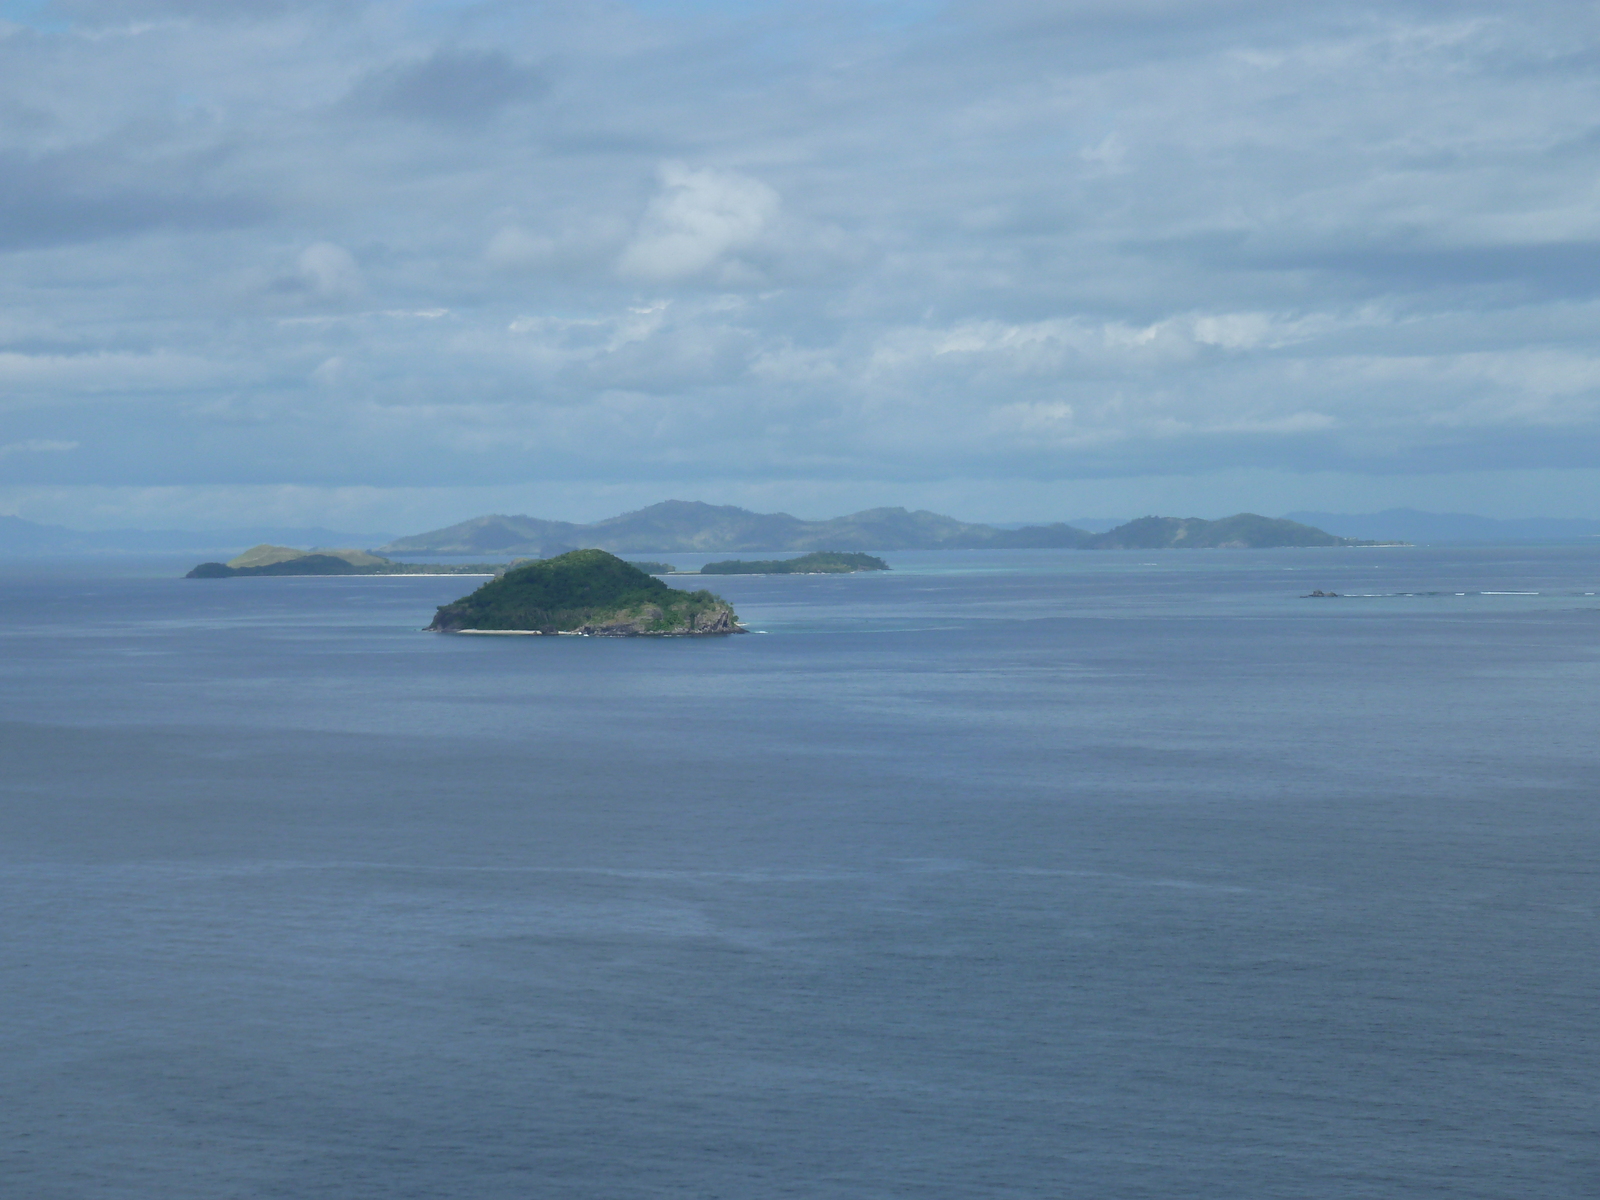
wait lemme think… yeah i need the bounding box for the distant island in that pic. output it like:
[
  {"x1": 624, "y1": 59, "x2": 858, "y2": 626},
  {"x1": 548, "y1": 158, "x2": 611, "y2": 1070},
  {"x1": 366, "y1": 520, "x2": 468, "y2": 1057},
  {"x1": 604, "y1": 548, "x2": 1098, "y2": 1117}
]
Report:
[
  {"x1": 428, "y1": 549, "x2": 742, "y2": 636},
  {"x1": 1083, "y1": 514, "x2": 1379, "y2": 549},
  {"x1": 186, "y1": 544, "x2": 511, "y2": 578},
  {"x1": 180, "y1": 509, "x2": 1390, "y2": 579},
  {"x1": 377, "y1": 501, "x2": 1389, "y2": 555},
  {"x1": 700, "y1": 551, "x2": 889, "y2": 574}
]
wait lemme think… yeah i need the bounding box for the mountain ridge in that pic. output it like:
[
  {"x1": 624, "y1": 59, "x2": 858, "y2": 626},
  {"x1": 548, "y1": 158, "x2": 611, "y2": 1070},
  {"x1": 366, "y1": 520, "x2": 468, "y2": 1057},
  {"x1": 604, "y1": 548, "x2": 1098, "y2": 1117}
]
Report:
[
  {"x1": 378, "y1": 502, "x2": 1375, "y2": 554},
  {"x1": 377, "y1": 501, "x2": 1092, "y2": 554}
]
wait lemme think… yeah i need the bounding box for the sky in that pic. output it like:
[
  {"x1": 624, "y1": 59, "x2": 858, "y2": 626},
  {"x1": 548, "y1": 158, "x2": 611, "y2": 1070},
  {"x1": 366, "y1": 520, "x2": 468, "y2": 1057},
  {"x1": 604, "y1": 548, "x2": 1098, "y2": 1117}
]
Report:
[{"x1": 3, "y1": 0, "x2": 1600, "y2": 530}]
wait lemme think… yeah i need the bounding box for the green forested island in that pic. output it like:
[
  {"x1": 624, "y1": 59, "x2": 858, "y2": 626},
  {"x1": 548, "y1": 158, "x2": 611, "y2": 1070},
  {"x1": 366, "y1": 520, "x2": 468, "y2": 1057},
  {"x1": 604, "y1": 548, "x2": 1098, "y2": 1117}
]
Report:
[
  {"x1": 699, "y1": 551, "x2": 889, "y2": 574},
  {"x1": 428, "y1": 549, "x2": 742, "y2": 636},
  {"x1": 186, "y1": 544, "x2": 508, "y2": 578}
]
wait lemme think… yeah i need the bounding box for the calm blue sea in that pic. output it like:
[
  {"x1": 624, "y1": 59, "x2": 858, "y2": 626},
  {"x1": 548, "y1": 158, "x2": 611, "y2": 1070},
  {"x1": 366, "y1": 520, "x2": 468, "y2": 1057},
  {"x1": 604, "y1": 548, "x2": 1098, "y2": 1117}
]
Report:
[{"x1": 2, "y1": 547, "x2": 1597, "y2": 1199}]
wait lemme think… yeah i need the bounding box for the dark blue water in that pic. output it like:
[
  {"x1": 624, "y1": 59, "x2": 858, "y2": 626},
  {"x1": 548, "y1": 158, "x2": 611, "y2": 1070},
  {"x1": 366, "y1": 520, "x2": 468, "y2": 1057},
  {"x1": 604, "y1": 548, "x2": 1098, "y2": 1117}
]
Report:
[{"x1": 3, "y1": 548, "x2": 1597, "y2": 1198}]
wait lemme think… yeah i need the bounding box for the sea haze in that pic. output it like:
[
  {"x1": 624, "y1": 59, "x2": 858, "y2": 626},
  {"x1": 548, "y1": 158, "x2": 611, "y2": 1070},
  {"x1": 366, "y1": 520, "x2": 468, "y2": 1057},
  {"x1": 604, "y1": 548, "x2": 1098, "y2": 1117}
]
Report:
[{"x1": 2, "y1": 548, "x2": 1597, "y2": 1198}]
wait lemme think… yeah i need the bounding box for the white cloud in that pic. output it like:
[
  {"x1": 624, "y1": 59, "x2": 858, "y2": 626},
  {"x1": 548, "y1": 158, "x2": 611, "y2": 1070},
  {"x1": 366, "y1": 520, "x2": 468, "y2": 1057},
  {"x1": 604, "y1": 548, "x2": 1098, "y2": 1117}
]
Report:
[
  {"x1": 618, "y1": 163, "x2": 779, "y2": 282},
  {"x1": 6, "y1": 1, "x2": 1600, "y2": 519},
  {"x1": 296, "y1": 242, "x2": 362, "y2": 299}
]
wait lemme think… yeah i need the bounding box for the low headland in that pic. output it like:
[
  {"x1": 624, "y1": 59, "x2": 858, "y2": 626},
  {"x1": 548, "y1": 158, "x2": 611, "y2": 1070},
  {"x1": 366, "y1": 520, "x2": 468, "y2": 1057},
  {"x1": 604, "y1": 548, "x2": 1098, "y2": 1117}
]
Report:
[
  {"x1": 187, "y1": 544, "x2": 510, "y2": 578},
  {"x1": 187, "y1": 544, "x2": 681, "y2": 579},
  {"x1": 428, "y1": 549, "x2": 742, "y2": 636},
  {"x1": 699, "y1": 551, "x2": 888, "y2": 575}
]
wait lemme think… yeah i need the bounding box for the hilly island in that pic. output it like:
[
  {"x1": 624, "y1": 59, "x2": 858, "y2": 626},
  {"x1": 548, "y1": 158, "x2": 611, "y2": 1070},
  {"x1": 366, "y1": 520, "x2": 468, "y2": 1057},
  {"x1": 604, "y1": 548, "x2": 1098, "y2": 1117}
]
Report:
[
  {"x1": 428, "y1": 550, "x2": 742, "y2": 636},
  {"x1": 187, "y1": 543, "x2": 681, "y2": 579},
  {"x1": 183, "y1": 505, "x2": 1390, "y2": 580},
  {"x1": 379, "y1": 502, "x2": 1386, "y2": 556},
  {"x1": 187, "y1": 544, "x2": 508, "y2": 578}
]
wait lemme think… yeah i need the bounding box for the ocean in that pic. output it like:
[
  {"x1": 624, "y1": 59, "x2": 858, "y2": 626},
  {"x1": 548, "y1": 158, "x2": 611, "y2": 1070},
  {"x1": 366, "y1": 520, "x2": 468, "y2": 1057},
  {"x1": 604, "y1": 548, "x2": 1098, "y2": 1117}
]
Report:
[{"x1": 2, "y1": 546, "x2": 1596, "y2": 1198}]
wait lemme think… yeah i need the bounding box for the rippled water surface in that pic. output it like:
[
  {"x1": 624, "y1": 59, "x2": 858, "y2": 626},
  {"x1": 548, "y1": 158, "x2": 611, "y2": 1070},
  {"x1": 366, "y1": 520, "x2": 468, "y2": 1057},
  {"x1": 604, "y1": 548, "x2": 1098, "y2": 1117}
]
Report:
[{"x1": 2, "y1": 547, "x2": 1597, "y2": 1198}]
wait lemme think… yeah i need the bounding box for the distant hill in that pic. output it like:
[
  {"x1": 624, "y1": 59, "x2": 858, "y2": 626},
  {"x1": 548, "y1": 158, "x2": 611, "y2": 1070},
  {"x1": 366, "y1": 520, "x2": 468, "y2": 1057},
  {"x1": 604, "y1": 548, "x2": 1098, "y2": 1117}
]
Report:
[
  {"x1": 382, "y1": 502, "x2": 1368, "y2": 554},
  {"x1": 1064, "y1": 518, "x2": 1130, "y2": 533},
  {"x1": 186, "y1": 545, "x2": 507, "y2": 578},
  {"x1": 227, "y1": 544, "x2": 391, "y2": 570},
  {"x1": 3, "y1": 502, "x2": 1405, "y2": 559},
  {"x1": 0, "y1": 515, "x2": 91, "y2": 554},
  {"x1": 379, "y1": 501, "x2": 1091, "y2": 555},
  {"x1": 1285, "y1": 509, "x2": 1600, "y2": 544},
  {"x1": 1087, "y1": 514, "x2": 1373, "y2": 549}
]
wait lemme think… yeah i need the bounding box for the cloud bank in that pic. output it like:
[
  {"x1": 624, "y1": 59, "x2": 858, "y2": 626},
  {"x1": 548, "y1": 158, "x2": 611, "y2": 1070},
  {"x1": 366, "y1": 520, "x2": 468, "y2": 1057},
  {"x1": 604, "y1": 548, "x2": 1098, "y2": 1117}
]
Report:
[{"x1": 2, "y1": 0, "x2": 1599, "y2": 524}]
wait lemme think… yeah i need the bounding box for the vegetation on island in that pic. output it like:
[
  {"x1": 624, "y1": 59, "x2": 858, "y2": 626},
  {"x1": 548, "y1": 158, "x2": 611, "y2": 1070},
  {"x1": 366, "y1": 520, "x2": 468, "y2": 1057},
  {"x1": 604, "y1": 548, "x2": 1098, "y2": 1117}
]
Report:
[
  {"x1": 626, "y1": 561, "x2": 677, "y2": 575},
  {"x1": 428, "y1": 549, "x2": 742, "y2": 636},
  {"x1": 699, "y1": 551, "x2": 889, "y2": 574},
  {"x1": 186, "y1": 544, "x2": 511, "y2": 578},
  {"x1": 230, "y1": 544, "x2": 388, "y2": 569}
]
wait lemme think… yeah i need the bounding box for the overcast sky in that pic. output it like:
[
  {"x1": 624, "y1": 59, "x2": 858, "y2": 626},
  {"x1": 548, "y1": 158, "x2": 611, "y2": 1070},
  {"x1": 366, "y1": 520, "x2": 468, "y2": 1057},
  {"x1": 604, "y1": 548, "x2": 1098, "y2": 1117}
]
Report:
[{"x1": 3, "y1": 0, "x2": 1600, "y2": 529}]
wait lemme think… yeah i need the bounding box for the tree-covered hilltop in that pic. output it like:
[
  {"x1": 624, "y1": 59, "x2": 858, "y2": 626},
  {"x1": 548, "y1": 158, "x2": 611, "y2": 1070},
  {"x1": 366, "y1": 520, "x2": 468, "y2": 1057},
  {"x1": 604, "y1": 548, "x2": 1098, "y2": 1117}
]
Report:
[
  {"x1": 699, "y1": 551, "x2": 890, "y2": 574},
  {"x1": 428, "y1": 549, "x2": 742, "y2": 635}
]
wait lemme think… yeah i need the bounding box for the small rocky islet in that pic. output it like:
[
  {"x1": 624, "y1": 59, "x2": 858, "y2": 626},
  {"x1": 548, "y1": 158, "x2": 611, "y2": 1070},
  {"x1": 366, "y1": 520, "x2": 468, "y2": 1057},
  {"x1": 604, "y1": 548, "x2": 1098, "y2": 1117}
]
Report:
[{"x1": 428, "y1": 550, "x2": 743, "y2": 637}]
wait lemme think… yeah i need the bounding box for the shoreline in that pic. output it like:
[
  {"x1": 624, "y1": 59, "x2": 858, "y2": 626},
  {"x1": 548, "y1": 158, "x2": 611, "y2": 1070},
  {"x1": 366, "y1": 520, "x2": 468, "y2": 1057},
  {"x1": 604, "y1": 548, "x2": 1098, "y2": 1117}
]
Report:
[{"x1": 447, "y1": 625, "x2": 748, "y2": 637}]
